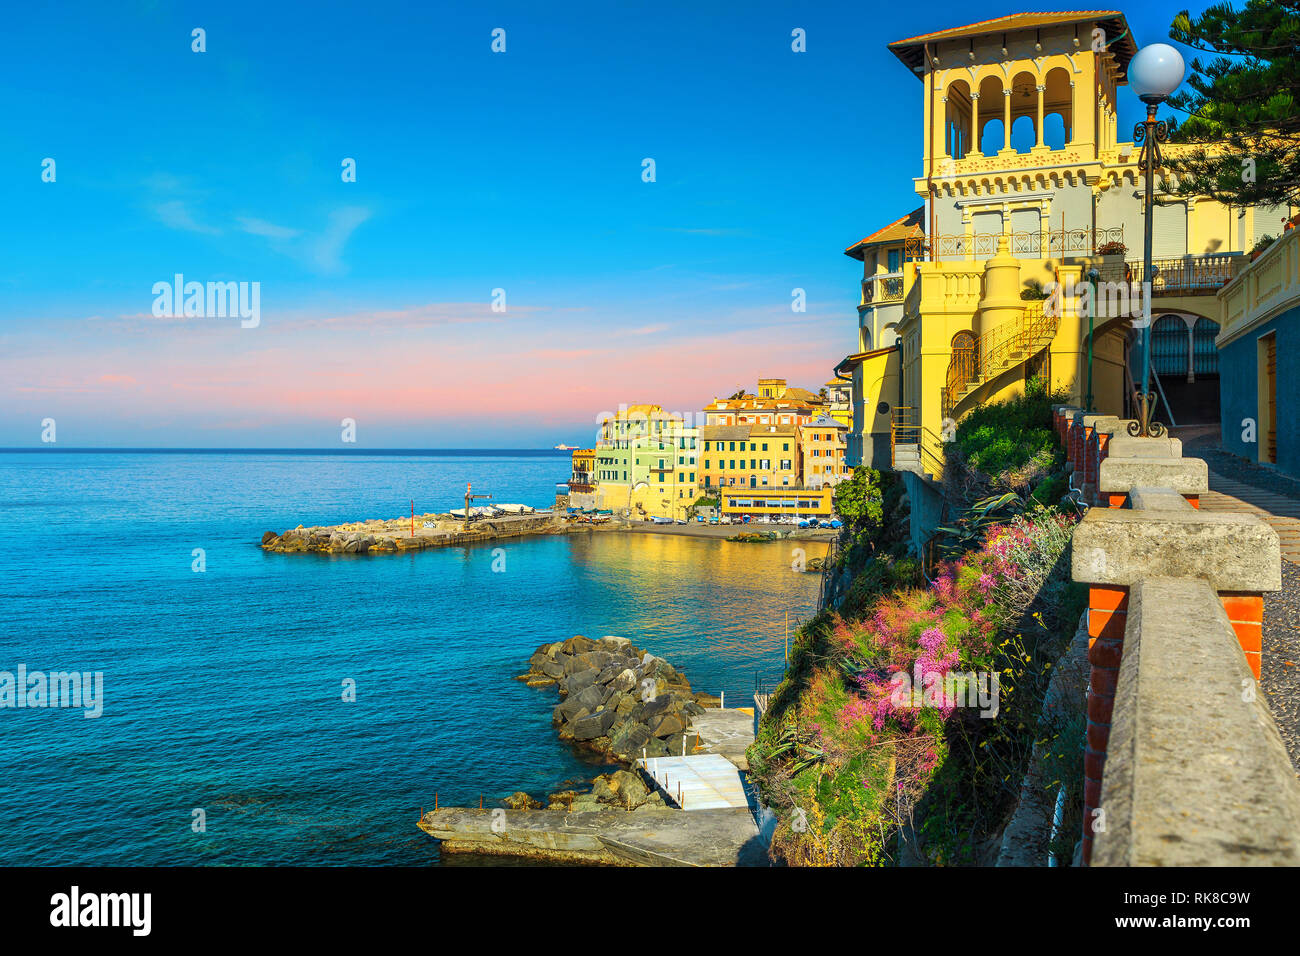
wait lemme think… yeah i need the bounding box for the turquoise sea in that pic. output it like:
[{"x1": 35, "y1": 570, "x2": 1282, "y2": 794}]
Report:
[{"x1": 0, "y1": 451, "x2": 820, "y2": 865}]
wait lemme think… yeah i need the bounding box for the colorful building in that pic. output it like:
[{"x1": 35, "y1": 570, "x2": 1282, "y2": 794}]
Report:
[
  {"x1": 798, "y1": 414, "x2": 851, "y2": 488},
  {"x1": 592, "y1": 404, "x2": 699, "y2": 519}
]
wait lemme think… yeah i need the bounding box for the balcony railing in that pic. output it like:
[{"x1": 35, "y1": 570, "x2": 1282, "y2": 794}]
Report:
[
  {"x1": 861, "y1": 272, "x2": 904, "y2": 305},
  {"x1": 905, "y1": 227, "x2": 1125, "y2": 261},
  {"x1": 1124, "y1": 254, "x2": 1246, "y2": 295}
]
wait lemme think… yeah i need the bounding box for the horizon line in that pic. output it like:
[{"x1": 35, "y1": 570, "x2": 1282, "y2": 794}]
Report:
[{"x1": 0, "y1": 446, "x2": 572, "y2": 455}]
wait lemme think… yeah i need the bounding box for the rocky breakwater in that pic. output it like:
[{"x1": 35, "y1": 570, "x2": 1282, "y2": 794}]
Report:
[
  {"x1": 518, "y1": 634, "x2": 721, "y2": 765},
  {"x1": 260, "y1": 511, "x2": 561, "y2": 554}
]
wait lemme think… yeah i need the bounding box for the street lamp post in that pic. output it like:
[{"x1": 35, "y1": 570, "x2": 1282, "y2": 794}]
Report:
[
  {"x1": 1127, "y1": 43, "x2": 1185, "y2": 437},
  {"x1": 1086, "y1": 266, "x2": 1100, "y2": 412}
]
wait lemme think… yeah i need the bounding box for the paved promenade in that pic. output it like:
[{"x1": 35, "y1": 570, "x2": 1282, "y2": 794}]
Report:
[{"x1": 1181, "y1": 443, "x2": 1300, "y2": 772}]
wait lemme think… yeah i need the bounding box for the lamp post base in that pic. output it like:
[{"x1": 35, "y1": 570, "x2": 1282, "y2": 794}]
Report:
[{"x1": 1128, "y1": 390, "x2": 1167, "y2": 438}]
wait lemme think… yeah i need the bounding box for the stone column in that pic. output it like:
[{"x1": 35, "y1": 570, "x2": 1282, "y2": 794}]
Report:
[
  {"x1": 1002, "y1": 89, "x2": 1012, "y2": 153},
  {"x1": 1035, "y1": 84, "x2": 1046, "y2": 149}
]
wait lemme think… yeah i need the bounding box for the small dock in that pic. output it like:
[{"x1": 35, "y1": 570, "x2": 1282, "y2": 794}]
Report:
[{"x1": 638, "y1": 754, "x2": 754, "y2": 810}]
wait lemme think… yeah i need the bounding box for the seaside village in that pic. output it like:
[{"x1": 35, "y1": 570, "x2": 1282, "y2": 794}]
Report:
[
  {"x1": 561, "y1": 7, "x2": 1298, "y2": 540},
  {"x1": 561, "y1": 378, "x2": 854, "y2": 524}
]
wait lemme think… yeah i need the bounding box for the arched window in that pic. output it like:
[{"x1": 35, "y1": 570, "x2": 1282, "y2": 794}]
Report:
[
  {"x1": 1010, "y1": 115, "x2": 1037, "y2": 154},
  {"x1": 1043, "y1": 67, "x2": 1073, "y2": 148},
  {"x1": 945, "y1": 80, "x2": 973, "y2": 160},
  {"x1": 977, "y1": 75, "x2": 1005, "y2": 154},
  {"x1": 1009, "y1": 71, "x2": 1039, "y2": 152}
]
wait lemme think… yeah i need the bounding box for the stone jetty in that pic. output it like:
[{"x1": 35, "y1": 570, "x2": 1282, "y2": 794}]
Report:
[
  {"x1": 260, "y1": 510, "x2": 564, "y2": 554},
  {"x1": 518, "y1": 634, "x2": 720, "y2": 763}
]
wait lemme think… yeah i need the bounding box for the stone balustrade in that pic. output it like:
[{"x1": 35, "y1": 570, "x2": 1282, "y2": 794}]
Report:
[{"x1": 1060, "y1": 412, "x2": 1293, "y2": 865}]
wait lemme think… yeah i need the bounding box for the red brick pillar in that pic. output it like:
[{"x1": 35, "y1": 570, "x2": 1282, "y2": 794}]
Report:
[
  {"x1": 1220, "y1": 593, "x2": 1264, "y2": 679},
  {"x1": 1083, "y1": 583, "x2": 1129, "y2": 865}
]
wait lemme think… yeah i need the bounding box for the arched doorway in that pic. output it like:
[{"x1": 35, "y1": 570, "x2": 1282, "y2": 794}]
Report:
[{"x1": 1148, "y1": 313, "x2": 1221, "y2": 427}]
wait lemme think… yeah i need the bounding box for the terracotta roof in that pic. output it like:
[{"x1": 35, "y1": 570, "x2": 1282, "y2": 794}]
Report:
[
  {"x1": 889, "y1": 11, "x2": 1134, "y2": 76},
  {"x1": 701, "y1": 425, "x2": 751, "y2": 441},
  {"x1": 845, "y1": 207, "x2": 925, "y2": 258}
]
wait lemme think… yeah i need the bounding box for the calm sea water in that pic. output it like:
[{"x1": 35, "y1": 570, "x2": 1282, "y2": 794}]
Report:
[{"x1": 0, "y1": 451, "x2": 821, "y2": 865}]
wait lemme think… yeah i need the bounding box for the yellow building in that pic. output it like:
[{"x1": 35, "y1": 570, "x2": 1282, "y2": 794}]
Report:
[
  {"x1": 700, "y1": 423, "x2": 800, "y2": 491},
  {"x1": 838, "y1": 9, "x2": 1290, "y2": 505},
  {"x1": 798, "y1": 414, "x2": 851, "y2": 488},
  {"x1": 567, "y1": 448, "x2": 598, "y2": 509}
]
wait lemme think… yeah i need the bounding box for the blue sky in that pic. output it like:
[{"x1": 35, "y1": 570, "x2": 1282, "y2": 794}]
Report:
[{"x1": 1, "y1": 1, "x2": 1208, "y2": 447}]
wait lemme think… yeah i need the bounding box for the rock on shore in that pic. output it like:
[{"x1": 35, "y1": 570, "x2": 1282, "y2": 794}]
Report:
[{"x1": 518, "y1": 634, "x2": 717, "y2": 764}]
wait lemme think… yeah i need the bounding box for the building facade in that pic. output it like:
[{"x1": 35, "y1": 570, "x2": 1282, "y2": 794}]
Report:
[
  {"x1": 591, "y1": 404, "x2": 699, "y2": 519},
  {"x1": 798, "y1": 414, "x2": 851, "y2": 488},
  {"x1": 1217, "y1": 227, "x2": 1300, "y2": 479},
  {"x1": 837, "y1": 9, "x2": 1289, "y2": 498}
]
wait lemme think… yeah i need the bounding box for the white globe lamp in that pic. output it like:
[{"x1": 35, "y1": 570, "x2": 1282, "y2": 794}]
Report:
[{"x1": 1129, "y1": 43, "x2": 1185, "y2": 104}]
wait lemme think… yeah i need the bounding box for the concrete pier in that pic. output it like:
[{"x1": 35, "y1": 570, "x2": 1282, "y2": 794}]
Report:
[{"x1": 418, "y1": 806, "x2": 767, "y2": 866}]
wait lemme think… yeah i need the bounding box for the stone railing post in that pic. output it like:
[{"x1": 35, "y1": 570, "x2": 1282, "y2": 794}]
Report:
[
  {"x1": 1080, "y1": 415, "x2": 1120, "y2": 504},
  {"x1": 1092, "y1": 577, "x2": 1300, "y2": 866},
  {"x1": 1098, "y1": 454, "x2": 1208, "y2": 510},
  {"x1": 1071, "y1": 500, "x2": 1280, "y2": 864}
]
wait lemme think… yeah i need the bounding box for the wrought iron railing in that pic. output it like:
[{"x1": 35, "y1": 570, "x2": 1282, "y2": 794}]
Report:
[
  {"x1": 940, "y1": 299, "x2": 1060, "y2": 415},
  {"x1": 861, "y1": 273, "x2": 904, "y2": 305},
  {"x1": 890, "y1": 406, "x2": 920, "y2": 456},
  {"x1": 906, "y1": 227, "x2": 1125, "y2": 261}
]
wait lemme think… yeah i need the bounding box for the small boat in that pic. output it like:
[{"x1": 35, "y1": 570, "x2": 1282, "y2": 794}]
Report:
[{"x1": 554, "y1": 443, "x2": 579, "y2": 451}]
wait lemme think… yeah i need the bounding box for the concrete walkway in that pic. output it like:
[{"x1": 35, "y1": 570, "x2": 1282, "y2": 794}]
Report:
[
  {"x1": 1199, "y1": 476, "x2": 1300, "y2": 564},
  {"x1": 686, "y1": 707, "x2": 756, "y2": 769}
]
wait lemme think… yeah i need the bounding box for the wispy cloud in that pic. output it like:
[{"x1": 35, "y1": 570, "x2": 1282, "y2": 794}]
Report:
[
  {"x1": 154, "y1": 200, "x2": 221, "y2": 235},
  {"x1": 237, "y1": 217, "x2": 301, "y2": 239},
  {"x1": 663, "y1": 227, "x2": 753, "y2": 238},
  {"x1": 310, "y1": 206, "x2": 371, "y2": 274}
]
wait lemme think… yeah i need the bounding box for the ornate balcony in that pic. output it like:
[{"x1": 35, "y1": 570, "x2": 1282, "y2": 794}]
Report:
[
  {"x1": 905, "y1": 227, "x2": 1125, "y2": 261},
  {"x1": 861, "y1": 272, "x2": 904, "y2": 306}
]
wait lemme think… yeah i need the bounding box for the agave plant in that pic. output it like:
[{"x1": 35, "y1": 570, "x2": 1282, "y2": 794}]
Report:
[
  {"x1": 766, "y1": 713, "x2": 826, "y2": 777},
  {"x1": 934, "y1": 491, "x2": 1026, "y2": 558}
]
